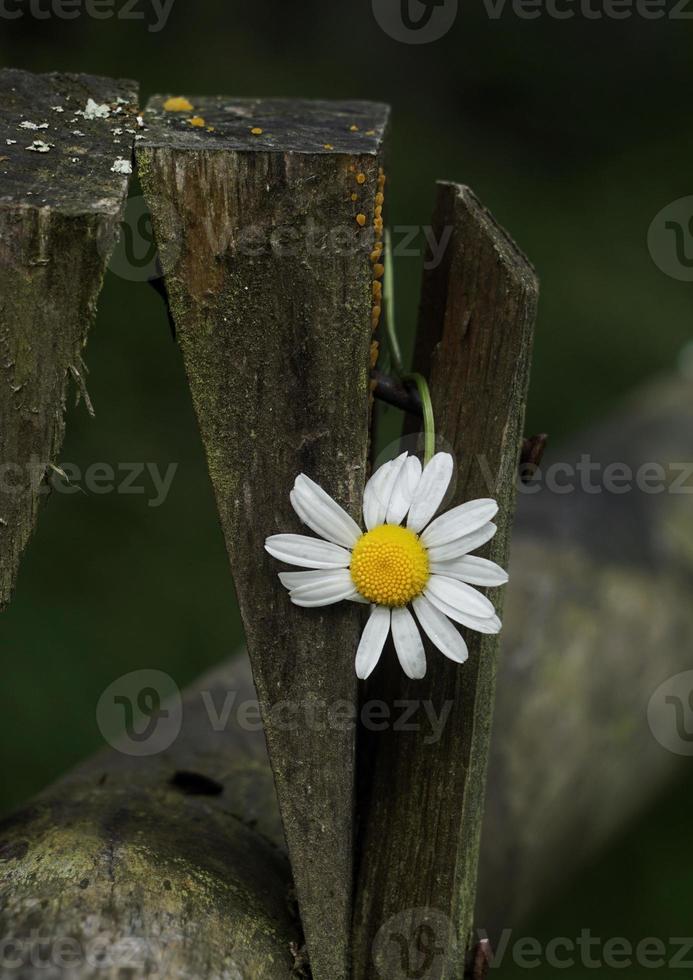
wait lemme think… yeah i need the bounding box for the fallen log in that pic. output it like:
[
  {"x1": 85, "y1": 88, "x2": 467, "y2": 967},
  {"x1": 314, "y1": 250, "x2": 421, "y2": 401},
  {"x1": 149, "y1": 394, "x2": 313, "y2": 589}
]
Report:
[
  {"x1": 477, "y1": 367, "x2": 693, "y2": 939},
  {"x1": 0, "y1": 657, "x2": 299, "y2": 979}
]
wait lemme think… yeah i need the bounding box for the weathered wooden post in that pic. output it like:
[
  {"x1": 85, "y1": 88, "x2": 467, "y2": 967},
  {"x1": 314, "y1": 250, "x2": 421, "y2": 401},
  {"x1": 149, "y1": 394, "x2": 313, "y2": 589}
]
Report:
[
  {"x1": 137, "y1": 96, "x2": 389, "y2": 980},
  {"x1": 354, "y1": 183, "x2": 538, "y2": 978},
  {"x1": 0, "y1": 68, "x2": 137, "y2": 608}
]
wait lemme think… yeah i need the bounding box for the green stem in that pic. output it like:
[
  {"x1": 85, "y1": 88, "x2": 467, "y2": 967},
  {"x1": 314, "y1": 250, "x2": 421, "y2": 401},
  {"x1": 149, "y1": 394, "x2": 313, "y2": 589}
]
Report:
[
  {"x1": 383, "y1": 230, "x2": 435, "y2": 465},
  {"x1": 403, "y1": 372, "x2": 435, "y2": 466},
  {"x1": 384, "y1": 230, "x2": 403, "y2": 375}
]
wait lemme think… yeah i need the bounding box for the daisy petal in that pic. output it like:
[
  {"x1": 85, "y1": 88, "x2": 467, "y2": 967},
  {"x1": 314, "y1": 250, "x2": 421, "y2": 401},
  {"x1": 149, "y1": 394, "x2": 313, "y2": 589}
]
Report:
[
  {"x1": 265, "y1": 534, "x2": 352, "y2": 569},
  {"x1": 291, "y1": 489, "x2": 343, "y2": 547},
  {"x1": 424, "y1": 588, "x2": 502, "y2": 634},
  {"x1": 291, "y1": 474, "x2": 362, "y2": 548},
  {"x1": 391, "y1": 606, "x2": 427, "y2": 679},
  {"x1": 406, "y1": 453, "x2": 454, "y2": 533},
  {"x1": 288, "y1": 568, "x2": 358, "y2": 607},
  {"x1": 348, "y1": 593, "x2": 369, "y2": 604},
  {"x1": 427, "y1": 522, "x2": 497, "y2": 563},
  {"x1": 426, "y1": 575, "x2": 496, "y2": 619},
  {"x1": 363, "y1": 452, "x2": 408, "y2": 530},
  {"x1": 429, "y1": 555, "x2": 508, "y2": 587},
  {"x1": 421, "y1": 498, "x2": 499, "y2": 549},
  {"x1": 363, "y1": 460, "x2": 393, "y2": 531},
  {"x1": 279, "y1": 569, "x2": 346, "y2": 590},
  {"x1": 386, "y1": 455, "x2": 422, "y2": 526},
  {"x1": 412, "y1": 595, "x2": 469, "y2": 664},
  {"x1": 355, "y1": 605, "x2": 391, "y2": 680}
]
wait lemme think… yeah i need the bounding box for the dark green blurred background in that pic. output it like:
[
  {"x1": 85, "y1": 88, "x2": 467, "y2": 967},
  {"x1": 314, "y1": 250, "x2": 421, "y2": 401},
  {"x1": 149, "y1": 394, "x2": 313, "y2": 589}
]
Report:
[{"x1": 1, "y1": 2, "x2": 691, "y2": 975}]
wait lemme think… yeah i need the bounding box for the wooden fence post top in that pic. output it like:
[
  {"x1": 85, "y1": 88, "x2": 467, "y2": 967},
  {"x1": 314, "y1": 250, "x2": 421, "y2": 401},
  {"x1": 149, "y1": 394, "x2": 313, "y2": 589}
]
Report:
[
  {"x1": 0, "y1": 68, "x2": 138, "y2": 216},
  {"x1": 0, "y1": 68, "x2": 138, "y2": 612},
  {"x1": 137, "y1": 96, "x2": 389, "y2": 155}
]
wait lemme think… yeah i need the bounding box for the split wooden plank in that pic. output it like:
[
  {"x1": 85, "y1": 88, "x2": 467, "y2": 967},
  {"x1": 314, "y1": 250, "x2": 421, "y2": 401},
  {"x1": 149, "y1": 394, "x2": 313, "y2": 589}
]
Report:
[
  {"x1": 0, "y1": 68, "x2": 138, "y2": 609},
  {"x1": 354, "y1": 182, "x2": 538, "y2": 978},
  {"x1": 137, "y1": 97, "x2": 389, "y2": 980}
]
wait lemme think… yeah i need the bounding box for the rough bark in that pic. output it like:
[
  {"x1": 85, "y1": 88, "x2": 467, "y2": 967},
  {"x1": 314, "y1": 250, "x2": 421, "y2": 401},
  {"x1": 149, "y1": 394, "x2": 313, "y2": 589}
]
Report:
[
  {"x1": 136, "y1": 97, "x2": 389, "y2": 980},
  {"x1": 1, "y1": 372, "x2": 691, "y2": 978},
  {"x1": 353, "y1": 183, "x2": 538, "y2": 979},
  {"x1": 0, "y1": 68, "x2": 138, "y2": 609}
]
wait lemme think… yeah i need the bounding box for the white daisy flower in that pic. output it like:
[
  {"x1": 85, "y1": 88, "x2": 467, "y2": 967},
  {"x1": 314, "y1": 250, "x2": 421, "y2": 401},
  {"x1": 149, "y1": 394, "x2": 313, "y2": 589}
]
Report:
[{"x1": 265, "y1": 452, "x2": 507, "y2": 680}]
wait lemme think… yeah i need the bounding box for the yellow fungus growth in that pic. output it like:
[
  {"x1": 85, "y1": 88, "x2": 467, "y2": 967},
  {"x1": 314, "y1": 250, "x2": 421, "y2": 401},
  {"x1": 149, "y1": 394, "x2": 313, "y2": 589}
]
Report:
[
  {"x1": 188, "y1": 116, "x2": 206, "y2": 128},
  {"x1": 163, "y1": 96, "x2": 193, "y2": 112},
  {"x1": 350, "y1": 525, "x2": 430, "y2": 607},
  {"x1": 373, "y1": 263, "x2": 385, "y2": 280},
  {"x1": 370, "y1": 340, "x2": 379, "y2": 368},
  {"x1": 350, "y1": 124, "x2": 359, "y2": 132},
  {"x1": 324, "y1": 143, "x2": 334, "y2": 150},
  {"x1": 365, "y1": 129, "x2": 376, "y2": 136},
  {"x1": 350, "y1": 193, "x2": 358, "y2": 202},
  {"x1": 373, "y1": 281, "x2": 382, "y2": 301},
  {"x1": 374, "y1": 217, "x2": 384, "y2": 235},
  {"x1": 370, "y1": 245, "x2": 383, "y2": 263},
  {"x1": 375, "y1": 205, "x2": 383, "y2": 219},
  {"x1": 372, "y1": 303, "x2": 382, "y2": 321},
  {"x1": 375, "y1": 192, "x2": 385, "y2": 206},
  {"x1": 356, "y1": 173, "x2": 367, "y2": 185},
  {"x1": 250, "y1": 127, "x2": 264, "y2": 135},
  {"x1": 356, "y1": 213, "x2": 367, "y2": 227},
  {"x1": 207, "y1": 127, "x2": 216, "y2": 132}
]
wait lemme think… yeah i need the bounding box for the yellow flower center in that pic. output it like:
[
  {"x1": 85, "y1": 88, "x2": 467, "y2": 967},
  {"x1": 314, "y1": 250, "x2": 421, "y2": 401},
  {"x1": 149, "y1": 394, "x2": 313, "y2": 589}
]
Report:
[{"x1": 350, "y1": 524, "x2": 430, "y2": 607}]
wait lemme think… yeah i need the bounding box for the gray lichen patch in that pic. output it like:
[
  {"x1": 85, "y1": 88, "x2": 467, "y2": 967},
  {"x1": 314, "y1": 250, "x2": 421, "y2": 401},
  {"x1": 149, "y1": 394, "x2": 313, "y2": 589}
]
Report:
[{"x1": 0, "y1": 68, "x2": 139, "y2": 215}]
